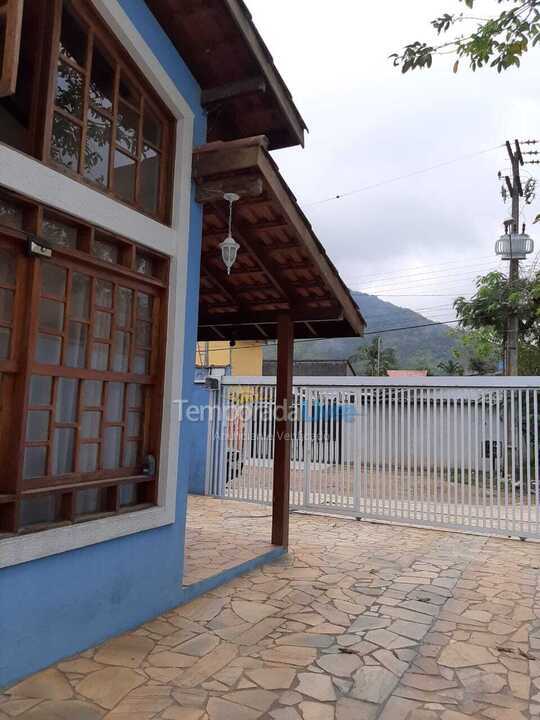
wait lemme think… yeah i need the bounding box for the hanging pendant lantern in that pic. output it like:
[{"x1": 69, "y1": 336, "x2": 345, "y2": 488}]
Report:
[{"x1": 219, "y1": 193, "x2": 240, "y2": 275}]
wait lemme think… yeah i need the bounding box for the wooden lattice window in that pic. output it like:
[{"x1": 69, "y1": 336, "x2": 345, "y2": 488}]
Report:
[
  {"x1": 0, "y1": 191, "x2": 169, "y2": 535},
  {"x1": 48, "y1": 0, "x2": 172, "y2": 221},
  {"x1": 0, "y1": 0, "x2": 23, "y2": 98}
]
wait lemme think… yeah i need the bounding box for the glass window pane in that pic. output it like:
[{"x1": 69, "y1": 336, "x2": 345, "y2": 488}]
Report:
[
  {"x1": 0, "y1": 248, "x2": 16, "y2": 284},
  {"x1": 23, "y1": 446, "x2": 47, "y2": 480},
  {"x1": 70, "y1": 273, "x2": 91, "y2": 319},
  {"x1": 42, "y1": 264, "x2": 67, "y2": 298},
  {"x1": 95, "y1": 311, "x2": 112, "y2": 340},
  {"x1": 26, "y1": 410, "x2": 50, "y2": 442},
  {"x1": 95, "y1": 279, "x2": 113, "y2": 308},
  {"x1": 75, "y1": 487, "x2": 108, "y2": 514},
  {"x1": 84, "y1": 109, "x2": 111, "y2": 186},
  {"x1": 89, "y1": 43, "x2": 113, "y2": 111},
  {"x1": 65, "y1": 321, "x2": 87, "y2": 368},
  {"x1": 112, "y1": 331, "x2": 130, "y2": 372},
  {"x1": 55, "y1": 61, "x2": 84, "y2": 118},
  {"x1": 82, "y1": 380, "x2": 102, "y2": 407},
  {"x1": 52, "y1": 428, "x2": 75, "y2": 475},
  {"x1": 38, "y1": 299, "x2": 64, "y2": 332},
  {"x1": 29, "y1": 376, "x2": 53, "y2": 406},
  {"x1": 91, "y1": 342, "x2": 109, "y2": 371},
  {"x1": 136, "y1": 321, "x2": 152, "y2": 348},
  {"x1": 134, "y1": 350, "x2": 150, "y2": 375},
  {"x1": 116, "y1": 288, "x2": 133, "y2": 328},
  {"x1": 42, "y1": 217, "x2": 78, "y2": 249},
  {"x1": 143, "y1": 107, "x2": 162, "y2": 147},
  {"x1": 92, "y1": 236, "x2": 118, "y2": 264},
  {"x1": 117, "y1": 101, "x2": 139, "y2": 155},
  {"x1": 119, "y1": 482, "x2": 138, "y2": 507},
  {"x1": 56, "y1": 377, "x2": 78, "y2": 423},
  {"x1": 123, "y1": 441, "x2": 138, "y2": 468},
  {"x1": 78, "y1": 444, "x2": 98, "y2": 474},
  {"x1": 0, "y1": 327, "x2": 9, "y2": 359},
  {"x1": 114, "y1": 151, "x2": 136, "y2": 203},
  {"x1": 140, "y1": 145, "x2": 160, "y2": 215},
  {"x1": 51, "y1": 113, "x2": 81, "y2": 172},
  {"x1": 119, "y1": 74, "x2": 140, "y2": 106},
  {"x1": 20, "y1": 494, "x2": 59, "y2": 527},
  {"x1": 81, "y1": 411, "x2": 100, "y2": 439},
  {"x1": 127, "y1": 412, "x2": 141, "y2": 437},
  {"x1": 136, "y1": 292, "x2": 153, "y2": 321},
  {"x1": 0, "y1": 198, "x2": 23, "y2": 230},
  {"x1": 105, "y1": 382, "x2": 124, "y2": 422},
  {"x1": 127, "y1": 384, "x2": 143, "y2": 408},
  {"x1": 36, "y1": 334, "x2": 61, "y2": 365},
  {"x1": 136, "y1": 253, "x2": 154, "y2": 277},
  {"x1": 103, "y1": 426, "x2": 121, "y2": 469},
  {"x1": 59, "y1": 2, "x2": 87, "y2": 66},
  {"x1": 0, "y1": 288, "x2": 13, "y2": 322}
]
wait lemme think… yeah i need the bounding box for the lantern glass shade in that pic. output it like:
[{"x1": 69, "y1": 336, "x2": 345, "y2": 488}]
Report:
[
  {"x1": 494, "y1": 232, "x2": 534, "y2": 260},
  {"x1": 219, "y1": 233, "x2": 240, "y2": 274}
]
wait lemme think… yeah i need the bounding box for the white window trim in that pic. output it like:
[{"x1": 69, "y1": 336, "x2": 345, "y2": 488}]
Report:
[{"x1": 0, "y1": 0, "x2": 195, "y2": 569}]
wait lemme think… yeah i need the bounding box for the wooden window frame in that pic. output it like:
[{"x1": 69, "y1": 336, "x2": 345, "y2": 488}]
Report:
[
  {"x1": 0, "y1": 0, "x2": 24, "y2": 98},
  {"x1": 0, "y1": 190, "x2": 169, "y2": 536},
  {"x1": 44, "y1": 0, "x2": 174, "y2": 224}
]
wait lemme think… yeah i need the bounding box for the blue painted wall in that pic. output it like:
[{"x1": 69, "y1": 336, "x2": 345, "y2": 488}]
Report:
[{"x1": 0, "y1": 0, "x2": 219, "y2": 689}]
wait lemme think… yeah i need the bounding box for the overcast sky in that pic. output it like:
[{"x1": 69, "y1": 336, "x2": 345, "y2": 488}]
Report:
[{"x1": 247, "y1": 0, "x2": 540, "y2": 323}]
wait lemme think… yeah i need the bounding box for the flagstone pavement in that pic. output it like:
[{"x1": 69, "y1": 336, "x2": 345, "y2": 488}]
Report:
[{"x1": 3, "y1": 509, "x2": 540, "y2": 719}]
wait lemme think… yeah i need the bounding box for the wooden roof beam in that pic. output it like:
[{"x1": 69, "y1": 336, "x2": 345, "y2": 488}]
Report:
[{"x1": 202, "y1": 76, "x2": 267, "y2": 107}]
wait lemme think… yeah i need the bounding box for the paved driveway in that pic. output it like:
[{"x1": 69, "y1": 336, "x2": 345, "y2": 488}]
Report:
[{"x1": 2, "y1": 512, "x2": 539, "y2": 719}]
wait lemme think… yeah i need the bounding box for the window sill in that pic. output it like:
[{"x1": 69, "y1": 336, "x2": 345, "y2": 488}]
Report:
[{"x1": 0, "y1": 502, "x2": 175, "y2": 569}]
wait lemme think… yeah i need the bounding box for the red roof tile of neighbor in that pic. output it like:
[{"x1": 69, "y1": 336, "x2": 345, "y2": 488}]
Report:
[{"x1": 387, "y1": 370, "x2": 429, "y2": 378}]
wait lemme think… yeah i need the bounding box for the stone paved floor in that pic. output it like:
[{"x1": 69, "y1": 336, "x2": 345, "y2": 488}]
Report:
[
  {"x1": 3, "y1": 512, "x2": 540, "y2": 719},
  {"x1": 183, "y1": 497, "x2": 273, "y2": 586}
]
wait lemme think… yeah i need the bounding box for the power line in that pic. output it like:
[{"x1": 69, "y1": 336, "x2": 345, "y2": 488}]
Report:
[
  {"x1": 199, "y1": 318, "x2": 461, "y2": 355},
  {"x1": 347, "y1": 255, "x2": 500, "y2": 284},
  {"x1": 304, "y1": 144, "x2": 504, "y2": 208}
]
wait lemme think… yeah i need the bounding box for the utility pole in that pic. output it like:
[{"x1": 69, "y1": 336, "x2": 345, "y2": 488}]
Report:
[
  {"x1": 504, "y1": 140, "x2": 523, "y2": 376},
  {"x1": 376, "y1": 336, "x2": 382, "y2": 377}
]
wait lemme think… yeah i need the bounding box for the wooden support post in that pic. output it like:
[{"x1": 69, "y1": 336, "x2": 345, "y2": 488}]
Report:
[{"x1": 272, "y1": 312, "x2": 294, "y2": 547}]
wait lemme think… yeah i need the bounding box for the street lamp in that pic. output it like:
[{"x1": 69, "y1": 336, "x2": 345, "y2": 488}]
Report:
[{"x1": 219, "y1": 193, "x2": 240, "y2": 275}]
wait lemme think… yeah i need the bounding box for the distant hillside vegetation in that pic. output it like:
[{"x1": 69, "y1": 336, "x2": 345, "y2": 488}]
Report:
[{"x1": 264, "y1": 291, "x2": 458, "y2": 371}]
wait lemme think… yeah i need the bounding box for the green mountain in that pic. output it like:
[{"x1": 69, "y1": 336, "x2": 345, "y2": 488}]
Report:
[{"x1": 264, "y1": 291, "x2": 459, "y2": 372}]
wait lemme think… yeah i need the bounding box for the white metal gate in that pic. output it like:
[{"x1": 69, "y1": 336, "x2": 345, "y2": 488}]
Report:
[{"x1": 206, "y1": 377, "x2": 540, "y2": 539}]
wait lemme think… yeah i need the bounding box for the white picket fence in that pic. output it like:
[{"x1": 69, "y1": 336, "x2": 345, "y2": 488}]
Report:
[{"x1": 205, "y1": 376, "x2": 540, "y2": 539}]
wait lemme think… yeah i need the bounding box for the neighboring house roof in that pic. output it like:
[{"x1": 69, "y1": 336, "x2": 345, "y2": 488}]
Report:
[
  {"x1": 387, "y1": 370, "x2": 429, "y2": 377},
  {"x1": 146, "y1": 0, "x2": 307, "y2": 150},
  {"x1": 193, "y1": 136, "x2": 366, "y2": 341}
]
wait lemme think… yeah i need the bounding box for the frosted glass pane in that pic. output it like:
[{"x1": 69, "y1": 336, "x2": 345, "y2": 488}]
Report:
[
  {"x1": 123, "y1": 441, "x2": 138, "y2": 467},
  {"x1": 105, "y1": 382, "x2": 124, "y2": 422},
  {"x1": 26, "y1": 411, "x2": 50, "y2": 442},
  {"x1": 38, "y1": 299, "x2": 64, "y2": 332},
  {"x1": 95, "y1": 311, "x2": 111, "y2": 339},
  {"x1": 0, "y1": 249, "x2": 16, "y2": 284},
  {"x1": 127, "y1": 412, "x2": 141, "y2": 437},
  {"x1": 112, "y1": 331, "x2": 130, "y2": 372},
  {"x1": 136, "y1": 292, "x2": 152, "y2": 320},
  {"x1": 81, "y1": 411, "x2": 100, "y2": 439},
  {"x1": 82, "y1": 380, "x2": 102, "y2": 407},
  {"x1": 136, "y1": 321, "x2": 151, "y2": 347},
  {"x1": 70, "y1": 273, "x2": 91, "y2": 319},
  {"x1": 29, "y1": 376, "x2": 53, "y2": 406},
  {"x1": 127, "y1": 384, "x2": 143, "y2": 408},
  {"x1": 79, "y1": 444, "x2": 98, "y2": 473},
  {"x1": 65, "y1": 321, "x2": 87, "y2": 368},
  {"x1": 42, "y1": 264, "x2": 67, "y2": 298},
  {"x1": 116, "y1": 287, "x2": 132, "y2": 328},
  {"x1": 20, "y1": 495, "x2": 57, "y2": 527},
  {"x1": 75, "y1": 487, "x2": 107, "y2": 515},
  {"x1": 42, "y1": 217, "x2": 78, "y2": 249},
  {"x1": 23, "y1": 446, "x2": 47, "y2": 479},
  {"x1": 91, "y1": 343, "x2": 109, "y2": 371},
  {"x1": 0, "y1": 327, "x2": 10, "y2": 360},
  {"x1": 119, "y1": 482, "x2": 137, "y2": 507},
  {"x1": 134, "y1": 351, "x2": 150, "y2": 375},
  {"x1": 0, "y1": 288, "x2": 13, "y2": 322},
  {"x1": 36, "y1": 334, "x2": 62, "y2": 365},
  {"x1": 103, "y1": 426, "x2": 121, "y2": 469},
  {"x1": 95, "y1": 280, "x2": 113, "y2": 308},
  {"x1": 52, "y1": 428, "x2": 75, "y2": 475},
  {"x1": 56, "y1": 378, "x2": 78, "y2": 423}
]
